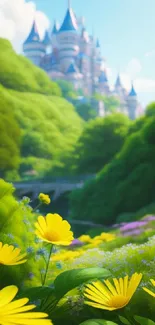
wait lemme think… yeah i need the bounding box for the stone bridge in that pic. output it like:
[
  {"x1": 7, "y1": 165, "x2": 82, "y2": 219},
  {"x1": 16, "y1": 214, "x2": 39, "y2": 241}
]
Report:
[{"x1": 13, "y1": 175, "x2": 95, "y2": 201}]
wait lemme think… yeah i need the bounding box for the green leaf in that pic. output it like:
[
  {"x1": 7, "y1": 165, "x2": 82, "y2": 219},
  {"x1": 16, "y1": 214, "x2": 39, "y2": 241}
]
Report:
[
  {"x1": 134, "y1": 316, "x2": 155, "y2": 325},
  {"x1": 79, "y1": 320, "x2": 118, "y2": 325},
  {"x1": 17, "y1": 286, "x2": 54, "y2": 301},
  {"x1": 119, "y1": 316, "x2": 131, "y2": 325},
  {"x1": 54, "y1": 267, "x2": 111, "y2": 299}
]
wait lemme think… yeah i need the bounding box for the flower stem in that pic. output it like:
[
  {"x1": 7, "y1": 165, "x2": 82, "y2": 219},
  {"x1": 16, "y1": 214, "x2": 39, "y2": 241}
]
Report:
[
  {"x1": 33, "y1": 202, "x2": 42, "y2": 212},
  {"x1": 42, "y1": 244, "x2": 53, "y2": 286}
]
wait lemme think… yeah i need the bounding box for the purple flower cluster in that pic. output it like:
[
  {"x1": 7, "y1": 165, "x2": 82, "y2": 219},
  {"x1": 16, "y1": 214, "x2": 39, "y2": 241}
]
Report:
[
  {"x1": 143, "y1": 215, "x2": 155, "y2": 221},
  {"x1": 120, "y1": 220, "x2": 148, "y2": 237},
  {"x1": 70, "y1": 239, "x2": 83, "y2": 246}
]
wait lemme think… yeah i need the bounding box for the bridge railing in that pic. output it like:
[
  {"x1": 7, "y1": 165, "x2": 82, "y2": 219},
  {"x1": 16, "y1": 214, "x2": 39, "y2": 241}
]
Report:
[{"x1": 14, "y1": 174, "x2": 95, "y2": 185}]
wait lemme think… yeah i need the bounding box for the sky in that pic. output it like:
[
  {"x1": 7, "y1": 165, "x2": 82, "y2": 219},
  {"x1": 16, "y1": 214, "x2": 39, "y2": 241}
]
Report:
[{"x1": 0, "y1": 0, "x2": 155, "y2": 107}]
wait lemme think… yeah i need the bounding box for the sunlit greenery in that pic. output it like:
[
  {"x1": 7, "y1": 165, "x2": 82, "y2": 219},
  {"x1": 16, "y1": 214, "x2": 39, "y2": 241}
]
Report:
[{"x1": 69, "y1": 111, "x2": 155, "y2": 225}]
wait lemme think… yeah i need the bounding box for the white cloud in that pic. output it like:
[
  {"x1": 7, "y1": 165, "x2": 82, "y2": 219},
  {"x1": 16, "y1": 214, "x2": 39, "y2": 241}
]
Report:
[
  {"x1": 135, "y1": 78, "x2": 155, "y2": 93},
  {"x1": 120, "y1": 72, "x2": 155, "y2": 93},
  {"x1": 145, "y1": 49, "x2": 155, "y2": 57},
  {"x1": 125, "y1": 58, "x2": 142, "y2": 78},
  {"x1": 0, "y1": 0, "x2": 50, "y2": 52}
]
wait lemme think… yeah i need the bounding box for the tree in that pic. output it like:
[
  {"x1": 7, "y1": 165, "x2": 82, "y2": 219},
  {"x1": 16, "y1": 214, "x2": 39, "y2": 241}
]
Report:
[
  {"x1": 146, "y1": 102, "x2": 155, "y2": 117},
  {"x1": 69, "y1": 114, "x2": 155, "y2": 225},
  {"x1": 74, "y1": 113, "x2": 130, "y2": 174},
  {"x1": 56, "y1": 80, "x2": 77, "y2": 98},
  {"x1": 0, "y1": 38, "x2": 61, "y2": 96},
  {"x1": 0, "y1": 106, "x2": 21, "y2": 175},
  {"x1": 93, "y1": 93, "x2": 120, "y2": 113},
  {"x1": 75, "y1": 103, "x2": 97, "y2": 121}
]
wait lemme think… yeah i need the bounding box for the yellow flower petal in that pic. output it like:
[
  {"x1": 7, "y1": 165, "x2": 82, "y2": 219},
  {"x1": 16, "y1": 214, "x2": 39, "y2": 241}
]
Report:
[
  {"x1": 123, "y1": 275, "x2": 129, "y2": 296},
  {"x1": 143, "y1": 287, "x2": 155, "y2": 298},
  {"x1": 85, "y1": 300, "x2": 115, "y2": 311},
  {"x1": 113, "y1": 278, "x2": 121, "y2": 295},
  {"x1": 0, "y1": 286, "x2": 18, "y2": 307},
  {"x1": 104, "y1": 279, "x2": 117, "y2": 296},
  {"x1": 0, "y1": 244, "x2": 27, "y2": 266}
]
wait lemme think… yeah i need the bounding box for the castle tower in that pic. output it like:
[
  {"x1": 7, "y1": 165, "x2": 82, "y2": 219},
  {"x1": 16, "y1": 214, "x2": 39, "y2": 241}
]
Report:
[
  {"x1": 51, "y1": 21, "x2": 59, "y2": 49},
  {"x1": 43, "y1": 30, "x2": 51, "y2": 54},
  {"x1": 94, "y1": 40, "x2": 103, "y2": 79},
  {"x1": 65, "y1": 63, "x2": 82, "y2": 90},
  {"x1": 98, "y1": 69, "x2": 110, "y2": 95},
  {"x1": 115, "y1": 74, "x2": 122, "y2": 90},
  {"x1": 56, "y1": 1, "x2": 79, "y2": 72},
  {"x1": 23, "y1": 20, "x2": 45, "y2": 66},
  {"x1": 127, "y1": 83, "x2": 137, "y2": 120}
]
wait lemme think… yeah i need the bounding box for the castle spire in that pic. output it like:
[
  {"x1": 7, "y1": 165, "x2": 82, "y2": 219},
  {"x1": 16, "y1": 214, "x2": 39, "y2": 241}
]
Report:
[
  {"x1": 59, "y1": 2, "x2": 78, "y2": 32},
  {"x1": 129, "y1": 82, "x2": 137, "y2": 97},
  {"x1": 68, "y1": 0, "x2": 71, "y2": 8},
  {"x1": 24, "y1": 19, "x2": 40, "y2": 45}
]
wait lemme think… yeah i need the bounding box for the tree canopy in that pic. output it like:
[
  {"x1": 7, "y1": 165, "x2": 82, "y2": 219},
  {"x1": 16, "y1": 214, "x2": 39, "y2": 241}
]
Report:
[
  {"x1": 69, "y1": 111, "x2": 155, "y2": 225},
  {"x1": 0, "y1": 96, "x2": 21, "y2": 175},
  {"x1": 75, "y1": 103, "x2": 97, "y2": 121},
  {"x1": 74, "y1": 113, "x2": 130, "y2": 174},
  {"x1": 0, "y1": 38, "x2": 61, "y2": 96}
]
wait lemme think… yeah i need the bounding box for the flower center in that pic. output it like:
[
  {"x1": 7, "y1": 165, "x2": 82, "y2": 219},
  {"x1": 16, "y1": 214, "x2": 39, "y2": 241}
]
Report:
[
  {"x1": 108, "y1": 295, "x2": 129, "y2": 309},
  {"x1": 45, "y1": 231, "x2": 60, "y2": 242}
]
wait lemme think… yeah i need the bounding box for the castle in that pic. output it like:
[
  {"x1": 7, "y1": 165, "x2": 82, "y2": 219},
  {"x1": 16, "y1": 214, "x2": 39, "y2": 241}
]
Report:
[{"x1": 23, "y1": 1, "x2": 142, "y2": 119}]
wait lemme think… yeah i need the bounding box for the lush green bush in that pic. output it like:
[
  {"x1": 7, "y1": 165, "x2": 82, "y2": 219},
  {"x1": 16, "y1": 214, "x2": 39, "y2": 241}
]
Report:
[
  {"x1": 0, "y1": 96, "x2": 21, "y2": 176},
  {"x1": 69, "y1": 114, "x2": 155, "y2": 225},
  {"x1": 0, "y1": 38, "x2": 61, "y2": 96},
  {"x1": 75, "y1": 103, "x2": 97, "y2": 121},
  {"x1": 73, "y1": 113, "x2": 130, "y2": 174},
  {"x1": 0, "y1": 179, "x2": 44, "y2": 288},
  {"x1": 0, "y1": 85, "x2": 83, "y2": 177}
]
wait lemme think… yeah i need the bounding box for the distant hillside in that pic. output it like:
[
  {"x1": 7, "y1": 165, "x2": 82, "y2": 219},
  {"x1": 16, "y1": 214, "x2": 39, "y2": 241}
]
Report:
[
  {"x1": 0, "y1": 39, "x2": 83, "y2": 178},
  {"x1": 0, "y1": 38, "x2": 61, "y2": 96}
]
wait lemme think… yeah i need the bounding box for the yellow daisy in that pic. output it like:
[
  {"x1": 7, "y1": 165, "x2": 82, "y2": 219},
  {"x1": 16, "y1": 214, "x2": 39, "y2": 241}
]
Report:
[
  {"x1": 0, "y1": 243, "x2": 27, "y2": 266},
  {"x1": 35, "y1": 214, "x2": 74, "y2": 246},
  {"x1": 143, "y1": 279, "x2": 155, "y2": 297},
  {"x1": 39, "y1": 193, "x2": 51, "y2": 205},
  {"x1": 84, "y1": 273, "x2": 142, "y2": 311},
  {"x1": 78, "y1": 235, "x2": 92, "y2": 244},
  {"x1": 0, "y1": 285, "x2": 52, "y2": 324}
]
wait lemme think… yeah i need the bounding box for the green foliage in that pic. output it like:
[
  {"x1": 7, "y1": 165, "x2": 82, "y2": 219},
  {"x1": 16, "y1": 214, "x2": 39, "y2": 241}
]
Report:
[
  {"x1": 70, "y1": 115, "x2": 155, "y2": 224},
  {"x1": 93, "y1": 93, "x2": 120, "y2": 113},
  {"x1": 73, "y1": 113, "x2": 130, "y2": 174},
  {"x1": 56, "y1": 79, "x2": 76, "y2": 98},
  {"x1": 0, "y1": 179, "x2": 42, "y2": 287},
  {"x1": 54, "y1": 267, "x2": 111, "y2": 299},
  {"x1": 146, "y1": 102, "x2": 155, "y2": 117},
  {"x1": 0, "y1": 96, "x2": 21, "y2": 175},
  {"x1": 0, "y1": 38, "x2": 61, "y2": 96},
  {"x1": 134, "y1": 316, "x2": 155, "y2": 325},
  {"x1": 79, "y1": 320, "x2": 118, "y2": 325},
  {"x1": 0, "y1": 84, "x2": 83, "y2": 176},
  {"x1": 75, "y1": 103, "x2": 97, "y2": 121}
]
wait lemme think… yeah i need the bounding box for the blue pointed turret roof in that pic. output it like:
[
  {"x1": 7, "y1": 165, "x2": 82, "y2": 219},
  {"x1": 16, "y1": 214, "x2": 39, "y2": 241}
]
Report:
[
  {"x1": 52, "y1": 21, "x2": 59, "y2": 34},
  {"x1": 59, "y1": 7, "x2": 78, "y2": 32},
  {"x1": 129, "y1": 84, "x2": 137, "y2": 96},
  {"x1": 96, "y1": 39, "x2": 100, "y2": 48},
  {"x1": 24, "y1": 21, "x2": 40, "y2": 44},
  {"x1": 99, "y1": 70, "x2": 108, "y2": 83},
  {"x1": 66, "y1": 63, "x2": 78, "y2": 74},
  {"x1": 115, "y1": 74, "x2": 122, "y2": 87},
  {"x1": 43, "y1": 30, "x2": 51, "y2": 45}
]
